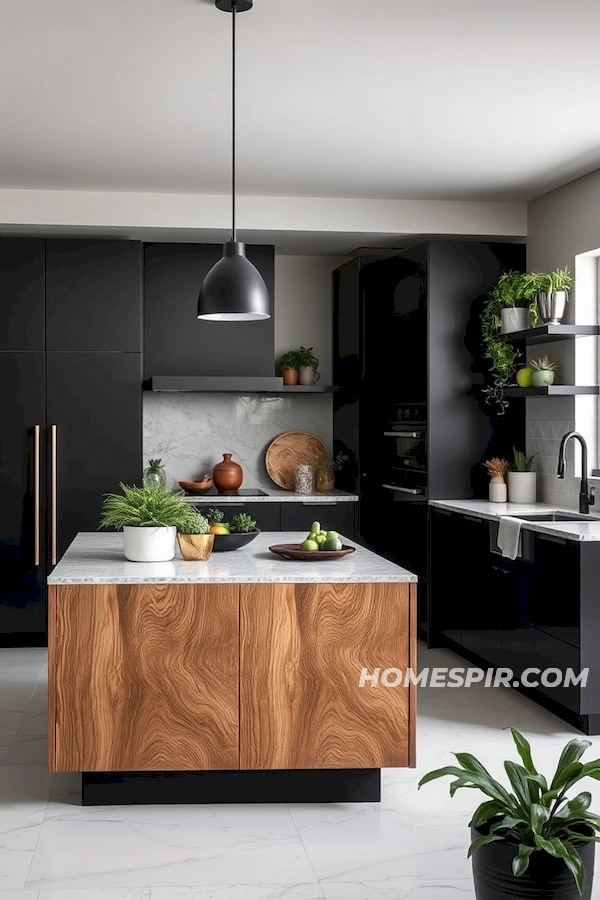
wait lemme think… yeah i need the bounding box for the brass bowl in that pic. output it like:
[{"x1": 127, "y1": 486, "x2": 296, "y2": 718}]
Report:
[{"x1": 178, "y1": 533, "x2": 215, "y2": 561}]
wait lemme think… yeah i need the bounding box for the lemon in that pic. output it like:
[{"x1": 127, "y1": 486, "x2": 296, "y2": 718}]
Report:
[{"x1": 516, "y1": 367, "x2": 533, "y2": 388}]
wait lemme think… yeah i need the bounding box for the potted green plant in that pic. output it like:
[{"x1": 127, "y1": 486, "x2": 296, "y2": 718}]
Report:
[
  {"x1": 419, "y1": 729, "x2": 599, "y2": 899},
  {"x1": 507, "y1": 447, "x2": 536, "y2": 503},
  {"x1": 280, "y1": 350, "x2": 300, "y2": 386},
  {"x1": 295, "y1": 346, "x2": 320, "y2": 385},
  {"x1": 530, "y1": 355, "x2": 558, "y2": 387},
  {"x1": 481, "y1": 273, "x2": 538, "y2": 415},
  {"x1": 177, "y1": 510, "x2": 214, "y2": 561},
  {"x1": 100, "y1": 483, "x2": 198, "y2": 562},
  {"x1": 490, "y1": 271, "x2": 538, "y2": 335},
  {"x1": 529, "y1": 267, "x2": 573, "y2": 325}
]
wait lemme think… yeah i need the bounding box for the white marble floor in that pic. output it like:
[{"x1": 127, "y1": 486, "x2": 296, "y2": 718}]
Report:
[{"x1": 0, "y1": 644, "x2": 599, "y2": 900}]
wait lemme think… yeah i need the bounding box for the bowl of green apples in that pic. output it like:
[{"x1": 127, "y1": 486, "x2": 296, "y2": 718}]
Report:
[{"x1": 269, "y1": 521, "x2": 356, "y2": 561}]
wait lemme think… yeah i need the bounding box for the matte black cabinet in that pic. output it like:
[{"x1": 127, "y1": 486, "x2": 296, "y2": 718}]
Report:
[
  {"x1": 0, "y1": 239, "x2": 143, "y2": 643},
  {"x1": 0, "y1": 353, "x2": 46, "y2": 638},
  {"x1": 46, "y1": 353, "x2": 142, "y2": 560},
  {"x1": 46, "y1": 241, "x2": 142, "y2": 351},
  {"x1": 280, "y1": 501, "x2": 355, "y2": 538},
  {"x1": 197, "y1": 502, "x2": 280, "y2": 533},
  {"x1": 144, "y1": 243, "x2": 274, "y2": 379},
  {"x1": 0, "y1": 240, "x2": 45, "y2": 351}
]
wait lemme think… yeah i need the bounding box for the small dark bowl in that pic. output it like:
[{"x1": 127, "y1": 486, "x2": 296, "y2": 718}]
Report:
[{"x1": 212, "y1": 528, "x2": 261, "y2": 552}]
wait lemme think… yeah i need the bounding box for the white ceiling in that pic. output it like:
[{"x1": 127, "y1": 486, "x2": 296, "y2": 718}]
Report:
[{"x1": 1, "y1": 0, "x2": 600, "y2": 202}]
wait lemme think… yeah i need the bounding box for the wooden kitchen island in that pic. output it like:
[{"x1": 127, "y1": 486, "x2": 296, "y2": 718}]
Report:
[{"x1": 48, "y1": 532, "x2": 417, "y2": 804}]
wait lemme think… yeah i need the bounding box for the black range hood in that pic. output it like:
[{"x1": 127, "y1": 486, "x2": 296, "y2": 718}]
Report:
[{"x1": 150, "y1": 376, "x2": 284, "y2": 392}]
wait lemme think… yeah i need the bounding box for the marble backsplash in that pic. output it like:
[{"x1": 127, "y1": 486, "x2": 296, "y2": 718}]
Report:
[{"x1": 143, "y1": 392, "x2": 333, "y2": 489}]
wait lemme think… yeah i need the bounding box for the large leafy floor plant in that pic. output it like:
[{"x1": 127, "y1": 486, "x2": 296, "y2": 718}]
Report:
[{"x1": 419, "y1": 728, "x2": 600, "y2": 894}]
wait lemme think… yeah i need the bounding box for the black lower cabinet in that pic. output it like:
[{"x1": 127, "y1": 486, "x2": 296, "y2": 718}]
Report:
[
  {"x1": 280, "y1": 502, "x2": 355, "y2": 539},
  {"x1": 430, "y1": 509, "x2": 600, "y2": 734},
  {"x1": 0, "y1": 353, "x2": 46, "y2": 642},
  {"x1": 47, "y1": 353, "x2": 142, "y2": 560}
]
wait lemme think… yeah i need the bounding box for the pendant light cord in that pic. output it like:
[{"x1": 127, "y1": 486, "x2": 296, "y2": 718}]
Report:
[{"x1": 231, "y1": 0, "x2": 236, "y2": 242}]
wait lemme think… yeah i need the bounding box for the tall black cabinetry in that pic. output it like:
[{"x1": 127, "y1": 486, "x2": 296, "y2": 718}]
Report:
[
  {"x1": 333, "y1": 241, "x2": 526, "y2": 638},
  {"x1": 0, "y1": 239, "x2": 142, "y2": 643}
]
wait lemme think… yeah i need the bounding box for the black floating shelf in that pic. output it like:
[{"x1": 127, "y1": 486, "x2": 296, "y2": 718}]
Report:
[
  {"x1": 149, "y1": 376, "x2": 338, "y2": 393},
  {"x1": 504, "y1": 325, "x2": 599, "y2": 345},
  {"x1": 503, "y1": 385, "x2": 600, "y2": 397},
  {"x1": 282, "y1": 385, "x2": 339, "y2": 393}
]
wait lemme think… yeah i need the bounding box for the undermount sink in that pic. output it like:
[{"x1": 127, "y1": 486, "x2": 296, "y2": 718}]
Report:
[{"x1": 507, "y1": 512, "x2": 594, "y2": 522}]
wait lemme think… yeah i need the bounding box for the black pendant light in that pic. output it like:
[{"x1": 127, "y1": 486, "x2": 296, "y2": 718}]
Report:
[{"x1": 197, "y1": 0, "x2": 270, "y2": 322}]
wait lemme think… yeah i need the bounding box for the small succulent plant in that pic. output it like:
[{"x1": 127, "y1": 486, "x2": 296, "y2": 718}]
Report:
[
  {"x1": 230, "y1": 512, "x2": 257, "y2": 533},
  {"x1": 206, "y1": 508, "x2": 225, "y2": 525},
  {"x1": 530, "y1": 356, "x2": 557, "y2": 372}
]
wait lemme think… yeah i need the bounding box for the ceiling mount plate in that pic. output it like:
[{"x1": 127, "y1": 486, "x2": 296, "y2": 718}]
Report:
[{"x1": 215, "y1": 0, "x2": 253, "y2": 11}]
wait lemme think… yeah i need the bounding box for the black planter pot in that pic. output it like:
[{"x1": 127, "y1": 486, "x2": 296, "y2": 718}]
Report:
[{"x1": 471, "y1": 826, "x2": 595, "y2": 900}]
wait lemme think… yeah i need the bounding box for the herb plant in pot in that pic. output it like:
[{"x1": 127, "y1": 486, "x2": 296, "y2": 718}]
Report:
[
  {"x1": 507, "y1": 448, "x2": 536, "y2": 504},
  {"x1": 100, "y1": 483, "x2": 198, "y2": 562},
  {"x1": 295, "y1": 346, "x2": 320, "y2": 385},
  {"x1": 419, "y1": 729, "x2": 599, "y2": 899},
  {"x1": 177, "y1": 510, "x2": 214, "y2": 561},
  {"x1": 491, "y1": 271, "x2": 538, "y2": 335},
  {"x1": 280, "y1": 350, "x2": 300, "y2": 386}
]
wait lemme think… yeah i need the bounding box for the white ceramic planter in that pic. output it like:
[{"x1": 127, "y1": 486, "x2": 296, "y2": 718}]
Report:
[
  {"x1": 500, "y1": 307, "x2": 530, "y2": 334},
  {"x1": 298, "y1": 365, "x2": 318, "y2": 385},
  {"x1": 489, "y1": 481, "x2": 507, "y2": 503},
  {"x1": 507, "y1": 472, "x2": 537, "y2": 504},
  {"x1": 123, "y1": 526, "x2": 176, "y2": 562}
]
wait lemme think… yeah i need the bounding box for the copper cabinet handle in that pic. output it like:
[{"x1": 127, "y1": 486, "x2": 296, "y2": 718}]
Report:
[
  {"x1": 51, "y1": 425, "x2": 57, "y2": 565},
  {"x1": 34, "y1": 425, "x2": 40, "y2": 567}
]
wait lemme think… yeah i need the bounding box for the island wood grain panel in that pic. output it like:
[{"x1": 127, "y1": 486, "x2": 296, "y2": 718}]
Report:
[
  {"x1": 48, "y1": 583, "x2": 239, "y2": 772},
  {"x1": 240, "y1": 582, "x2": 411, "y2": 770}
]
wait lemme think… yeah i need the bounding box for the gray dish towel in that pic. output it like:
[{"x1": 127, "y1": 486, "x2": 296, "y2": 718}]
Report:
[{"x1": 497, "y1": 517, "x2": 523, "y2": 560}]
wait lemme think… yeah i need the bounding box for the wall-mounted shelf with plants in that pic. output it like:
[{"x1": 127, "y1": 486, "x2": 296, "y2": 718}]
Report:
[{"x1": 479, "y1": 266, "x2": 583, "y2": 413}]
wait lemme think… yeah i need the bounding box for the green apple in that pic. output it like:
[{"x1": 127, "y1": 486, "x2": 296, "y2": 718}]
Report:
[
  {"x1": 311, "y1": 521, "x2": 321, "y2": 535},
  {"x1": 307, "y1": 532, "x2": 319, "y2": 542},
  {"x1": 326, "y1": 531, "x2": 339, "y2": 540},
  {"x1": 315, "y1": 534, "x2": 327, "y2": 546},
  {"x1": 322, "y1": 537, "x2": 343, "y2": 551},
  {"x1": 516, "y1": 367, "x2": 533, "y2": 388},
  {"x1": 301, "y1": 539, "x2": 319, "y2": 551}
]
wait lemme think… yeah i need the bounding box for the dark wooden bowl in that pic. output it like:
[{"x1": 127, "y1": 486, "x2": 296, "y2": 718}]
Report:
[
  {"x1": 212, "y1": 529, "x2": 260, "y2": 552},
  {"x1": 178, "y1": 480, "x2": 213, "y2": 495},
  {"x1": 268, "y1": 543, "x2": 356, "y2": 561}
]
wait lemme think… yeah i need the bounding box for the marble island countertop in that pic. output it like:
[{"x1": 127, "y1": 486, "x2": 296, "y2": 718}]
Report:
[
  {"x1": 430, "y1": 499, "x2": 600, "y2": 541},
  {"x1": 182, "y1": 488, "x2": 358, "y2": 503},
  {"x1": 48, "y1": 532, "x2": 417, "y2": 585}
]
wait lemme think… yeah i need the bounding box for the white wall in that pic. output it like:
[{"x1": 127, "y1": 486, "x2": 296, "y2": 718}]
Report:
[
  {"x1": 526, "y1": 168, "x2": 600, "y2": 505},
  {"x1": 274, "y1": 255, "x2": 345, "y2": 383}
]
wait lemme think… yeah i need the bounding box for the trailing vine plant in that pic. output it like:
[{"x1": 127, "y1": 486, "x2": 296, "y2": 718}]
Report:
[{"x1": 481, "y1": 271, "x2": 538, "y2": 415}]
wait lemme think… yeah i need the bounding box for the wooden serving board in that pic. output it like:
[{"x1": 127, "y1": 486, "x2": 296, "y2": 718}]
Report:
[
  {"x1": 268, "y1": 543, "x2": 356, "y2": 561},
  {"x1": 265, "y1": 431, "x2": 327, "y2": 490}
]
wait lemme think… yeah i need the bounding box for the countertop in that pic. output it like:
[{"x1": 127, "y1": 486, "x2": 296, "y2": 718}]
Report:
[
  {"x1": 182, "y1": 489, "x2": 358, "y2": 504},
  {"x1": 48, "y1": 532, "x2": 417, "y2": 585},
  {"x1": 430, "y1": 499, "x2": 600, "y2": 541}
]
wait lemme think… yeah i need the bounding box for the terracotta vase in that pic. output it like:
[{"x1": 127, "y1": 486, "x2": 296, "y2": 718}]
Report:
[
  {"x1": 282, "y1": 368, "x2": 299, "y2": 385},
  {"x1": 213, "y1": 453, "x2": 243, "y2": 493}
]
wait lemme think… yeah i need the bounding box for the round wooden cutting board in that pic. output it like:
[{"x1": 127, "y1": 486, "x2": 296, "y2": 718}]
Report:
[{"x1": 265, "y1": 431, "x2": 327, "y2": 490}]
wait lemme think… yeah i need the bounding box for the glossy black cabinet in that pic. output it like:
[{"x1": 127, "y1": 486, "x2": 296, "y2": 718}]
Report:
[
  {"x1": 0, "y1": 353, "x2": 46, "y2": 640},
  {"x1": 46, "y1": 241, "x2": 142, "y2": 351},
  {"x1": 430, "y1": 508, "x2": 600, "y2": 734},
  {"x1": 0, "y1": 240, "x2": 45, "y2": 351},
  {"x1": 46, "y1": 353, "x2": 142, "y2": 560},
  {"x1": 144, "y1": 243, "x2": 274, "y2": 379},
  {"x1": 280, "y1": 502, "x2": 356, "y2": 539}
]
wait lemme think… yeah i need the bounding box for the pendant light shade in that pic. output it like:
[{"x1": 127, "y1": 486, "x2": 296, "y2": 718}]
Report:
[
  {"x1": 198, "y1": 0, "x2": 271, "y2": 322},
  {"x1": 198, "y1": 241, "x2": 270, "y2": 321}
]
